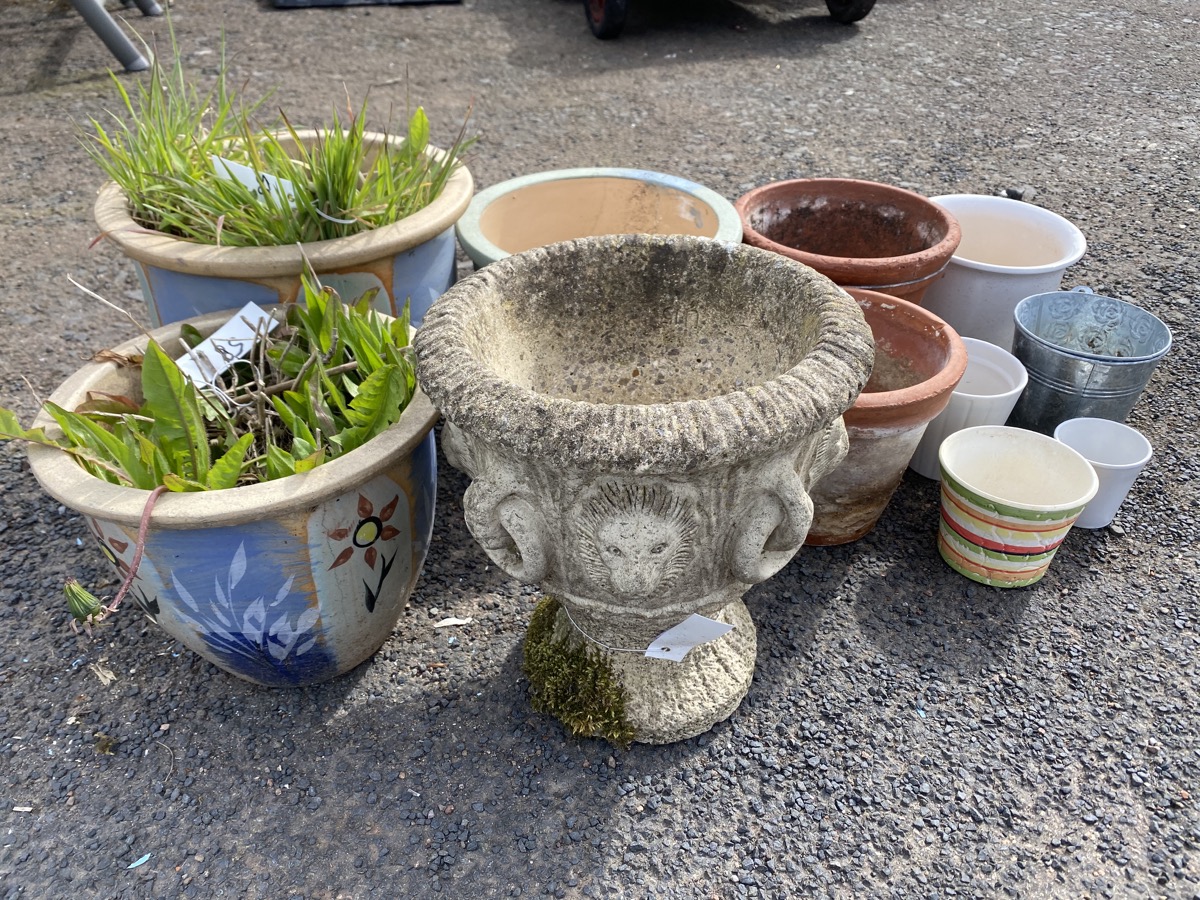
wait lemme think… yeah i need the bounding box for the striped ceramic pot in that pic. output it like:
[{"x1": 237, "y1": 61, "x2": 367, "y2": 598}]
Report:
[{"x1": 937, "y1": 426, "x2": 1098, "y2": 587}]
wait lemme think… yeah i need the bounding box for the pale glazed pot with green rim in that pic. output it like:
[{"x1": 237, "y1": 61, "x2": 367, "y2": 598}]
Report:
[
  {"x1": 25, "y1": 309, "x2": 439, "y2": 687},
  {"x1": 453, "y1": 167, "x2": 743, "y2": 269},
  {"x1": 94, "y1": 131, "x2": 474, "y2": 328},
  {"x1": 937, "y1": 425, "x2": 1098, "y2": 587}
]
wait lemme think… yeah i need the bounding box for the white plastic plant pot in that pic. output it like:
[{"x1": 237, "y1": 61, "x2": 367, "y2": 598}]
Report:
[
  {"x1": 921, "y1": 194, "x2": 1086, "y2": 351},
  {"x1": 1053, "y1": 417, "x2": 1153, "y2": 529},
  {"x1": 909, "y1": 337, "x2": 1028, "y2": 480}
]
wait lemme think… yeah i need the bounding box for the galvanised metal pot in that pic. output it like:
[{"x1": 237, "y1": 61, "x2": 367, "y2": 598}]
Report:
[{"x1": 1006, "y1": 287, "x2": 1171, "y2": 434}]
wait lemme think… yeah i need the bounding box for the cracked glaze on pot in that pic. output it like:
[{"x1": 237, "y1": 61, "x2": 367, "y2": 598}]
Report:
[{"x1": 416, "y1": 235, "x2": 873, "y2": 636}]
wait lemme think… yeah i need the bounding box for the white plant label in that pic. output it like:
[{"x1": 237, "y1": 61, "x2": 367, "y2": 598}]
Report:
[
  {"x1": 644, "y1": 614, "x2": 733, "y2": 663},
  {"x1": 175, "y1": 302, "x2": 279, "y2": 386},
  {"x1": 211, "y1": 155, "x2": 297, "y2": 207}
]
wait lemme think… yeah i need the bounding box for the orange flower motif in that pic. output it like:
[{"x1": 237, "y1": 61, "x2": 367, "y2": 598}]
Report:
[
  {"x1": 328, "y1": 493, "x2": 400, "y2": 570},
  {"x1": 86, "y1": 517, "x2": 158, "y2": 619},
  {"x1": 89, "y1": 518, "x2": 131, "y2": 573}
]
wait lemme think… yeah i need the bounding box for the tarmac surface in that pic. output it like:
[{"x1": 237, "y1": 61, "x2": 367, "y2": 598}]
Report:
[{"x1": 1, "y1": 0, "x2": 1198, "y2": 897}]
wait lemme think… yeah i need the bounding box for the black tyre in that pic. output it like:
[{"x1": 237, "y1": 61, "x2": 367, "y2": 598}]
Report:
[
  {"x1": 825, "y1": 0, "x2": 875, "y2": 24},
  {"x1": 584, "y1": 0, "x2": 629, "y2": 39}
]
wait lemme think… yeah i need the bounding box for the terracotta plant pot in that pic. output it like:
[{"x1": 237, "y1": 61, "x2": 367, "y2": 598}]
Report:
[
  {"x1": 26, "y1": 310, "x2": 438, "y2": 687},
  {"x1": 94, "y1": 131, "x2": 474, "y2": 327},
  {"x1": 735, "y1": 178, "x2": 961, "y2": 303},
  {"x1": 454, "y1": 167, "x2": 743, "y2": 269},
  {"x1": 806, "y1": 288, "x2": 967, "y2": 545}
]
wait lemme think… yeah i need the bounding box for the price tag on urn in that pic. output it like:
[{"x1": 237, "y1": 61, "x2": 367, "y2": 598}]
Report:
[
  {"x1": 175, "y1": 302, "x2": 279, "y2": 386},
  {"x1": 644, "y1": 614, "x2": 733, "y2": 662}
]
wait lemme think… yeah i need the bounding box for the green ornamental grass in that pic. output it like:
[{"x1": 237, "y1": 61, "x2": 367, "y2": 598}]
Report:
[
  {"x1": 83, "y1": 31, "x2": 473, "y2": 247},
  {"x1": 0, "y1": 277, "x2": 417, "y2": 491}
]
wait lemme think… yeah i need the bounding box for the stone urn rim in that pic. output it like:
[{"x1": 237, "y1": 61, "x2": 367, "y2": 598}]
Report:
[
  {"x1": 93, "y1": 131, "x2": 474, "y2": 277},
  {"x1": 26, "y1": 309, "x2": 439, "y2": 529},
  {"x1": 735, "y1": 177, "x2": 962, "y2": 290},
  {"x1": 415, "y1": 234, "x2": 874, "y2": 473}
]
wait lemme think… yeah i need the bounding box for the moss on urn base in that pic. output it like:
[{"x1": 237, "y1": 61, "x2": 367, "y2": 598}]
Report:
[{"x1": 522, "y1": 597, "x2": 635, "y2": 749}]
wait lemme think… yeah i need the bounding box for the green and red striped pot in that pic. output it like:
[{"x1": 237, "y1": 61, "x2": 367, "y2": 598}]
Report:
[{"x1": 937, "y1": 426, "x2": 1098, "y2": 587}]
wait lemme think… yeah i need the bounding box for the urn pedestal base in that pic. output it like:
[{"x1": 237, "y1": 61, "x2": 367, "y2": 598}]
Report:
[{"x1": 528, "y1": 599, "x2": 757, "y2": 745}]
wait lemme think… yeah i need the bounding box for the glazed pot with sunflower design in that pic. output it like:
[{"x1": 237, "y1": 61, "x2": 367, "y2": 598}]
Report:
[
  {"x1": 26, "y1": 310, "x2": 438, "y2": 687},
  {"x1": 415, "y1": 234, "x2": 874, "y2": 743}
]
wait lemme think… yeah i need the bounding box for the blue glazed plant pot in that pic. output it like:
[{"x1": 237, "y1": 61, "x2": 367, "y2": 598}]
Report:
[
  {"x1": 93, "y1": 131, "x2": 474, "y2": 329},
  {"x1": 454, "y1": 167, "x2": 743, "y2": 269},
  {"x1": 26, "y1": 311, "x2": 438, "y2": 687}
]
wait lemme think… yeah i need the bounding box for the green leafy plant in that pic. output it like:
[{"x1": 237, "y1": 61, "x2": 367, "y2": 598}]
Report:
[
  {"x1": 83, "y1": 27, "x2": 473, "y2": 247},
  {"x1": 1, "y1": 280, "x2": 415, "y2": 490},
  {"x1": 0, "y1": 277, "x2": 417, "y2": 629}
]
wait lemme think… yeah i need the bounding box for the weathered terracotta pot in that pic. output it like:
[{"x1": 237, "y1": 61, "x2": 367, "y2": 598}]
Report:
[
  {"x1": 735, "y1": 178, "x2": 961, "y2": 303},
  {"x1": 416, "y1": 235, "x2": 873, "y2": 743},
  {"x1": 454, "y1": 167, "x2": 743, "y2": 269},
  {"x1": 94, "y1": 131, "x2": 474, "y2": 327},
  {"x1": 806, "y1": 288, "x2": 967, "y2": 545},
  {"x1": 26, "y1": 311, "x2": 438, "y2": 687}
]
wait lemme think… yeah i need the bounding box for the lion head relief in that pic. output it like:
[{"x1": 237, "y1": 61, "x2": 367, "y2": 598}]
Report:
[{"x1": 577, "y1": 482, "x2": 697, "y2": 599}]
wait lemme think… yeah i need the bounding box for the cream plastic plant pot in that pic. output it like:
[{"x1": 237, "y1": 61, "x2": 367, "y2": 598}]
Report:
[
  {"x1": 454, "y1": 167, "x2": 743, "y2": 268},
  {"x1": 921, "y1": 194, "x2": 1087, "y2": 350},
  {"x1": 26, "y1": 310, "x2": 438, "y2": 687},
  {"x1": 94, "y1": 132, "x2": 474, "y2": 327},
  {"x1": 416, "y1": 234, "x2": 874, "y2": 744}
]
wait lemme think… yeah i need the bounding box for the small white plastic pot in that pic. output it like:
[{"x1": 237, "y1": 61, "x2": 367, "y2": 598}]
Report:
[
  {"x1": 1053, "y1": 417, "x2": 1153, "y2": 529},
  {"x1": 909, "y1": 337, "x2": 1028, "y2": 480}
]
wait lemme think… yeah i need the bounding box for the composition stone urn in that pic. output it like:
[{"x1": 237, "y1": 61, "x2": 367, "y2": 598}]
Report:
[{"x1": 415, "y1": 234, "x2": 874, "y2": 744}]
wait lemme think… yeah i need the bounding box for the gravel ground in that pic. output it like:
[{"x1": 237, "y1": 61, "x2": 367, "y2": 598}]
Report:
[{"x1": 1, "y1": 0, "x2": 1198, "y2": 897}]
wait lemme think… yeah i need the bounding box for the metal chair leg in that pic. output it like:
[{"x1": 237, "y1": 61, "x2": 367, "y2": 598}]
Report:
[
  {"x1": 127, "y1": 0, "x2": 164, "y2": 16},
  {"x1": 68, "y1": 0, "x2": 151, "y2": 72}
]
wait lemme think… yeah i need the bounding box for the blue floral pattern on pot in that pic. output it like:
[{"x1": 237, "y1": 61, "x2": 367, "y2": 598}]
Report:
[
  {"x1": 83, "y1": 433, "x2": 436, "y2": 687},
  {"x1": 164, "y1": 533, "x2": 337, "y2": 685}
]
